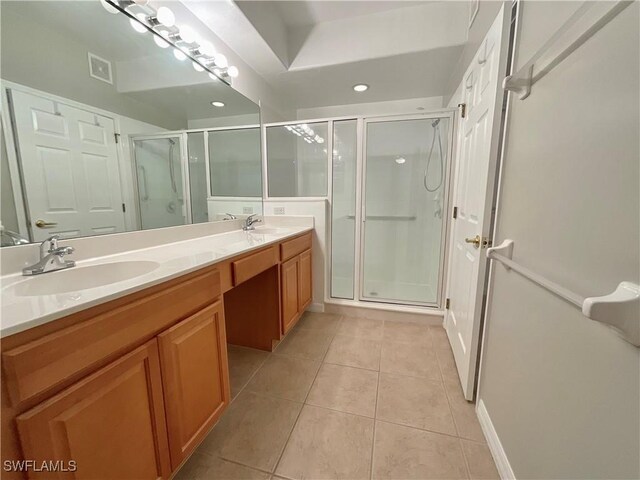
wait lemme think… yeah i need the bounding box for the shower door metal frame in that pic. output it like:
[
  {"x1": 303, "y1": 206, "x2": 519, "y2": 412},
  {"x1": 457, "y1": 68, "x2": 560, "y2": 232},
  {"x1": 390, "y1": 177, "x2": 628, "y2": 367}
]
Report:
[
  {"x1": 357, "y1": 111, "x2": 457, "y2": 308},
  {"x1": 130, "y1": 132, "x2": 192, "y2": 229}
]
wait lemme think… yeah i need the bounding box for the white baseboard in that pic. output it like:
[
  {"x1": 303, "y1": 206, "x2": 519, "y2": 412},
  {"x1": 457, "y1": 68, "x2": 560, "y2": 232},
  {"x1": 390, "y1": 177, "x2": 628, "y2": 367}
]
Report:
[
  {"x1": 476, "y1": 399, "x2": 516, "y2": 480},
  {"x1": 308, "y1": 302, "x2": 325, "y2": 313}
]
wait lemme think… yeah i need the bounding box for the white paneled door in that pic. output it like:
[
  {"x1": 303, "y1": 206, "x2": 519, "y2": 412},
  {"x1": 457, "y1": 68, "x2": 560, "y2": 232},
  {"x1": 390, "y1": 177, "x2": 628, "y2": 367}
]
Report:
[
  {"x1": 11, "y1": 89, "x2": 125, "y2": 242},
  {"x1": 444, "y1": 6, "x2": 508, "y2": 400}
]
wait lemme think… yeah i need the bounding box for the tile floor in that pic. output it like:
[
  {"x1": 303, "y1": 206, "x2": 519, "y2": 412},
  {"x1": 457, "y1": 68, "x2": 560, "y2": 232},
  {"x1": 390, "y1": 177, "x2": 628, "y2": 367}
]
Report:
[{"x1": 175, "y1": 312, "x2": 499, "y2": 480}]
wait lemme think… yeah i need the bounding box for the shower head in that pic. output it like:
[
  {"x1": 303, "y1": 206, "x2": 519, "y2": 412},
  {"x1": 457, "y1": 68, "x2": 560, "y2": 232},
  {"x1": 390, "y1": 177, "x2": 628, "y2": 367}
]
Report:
[{"x1": 431, "y1": 119, "x2": 440, "y2": 128}]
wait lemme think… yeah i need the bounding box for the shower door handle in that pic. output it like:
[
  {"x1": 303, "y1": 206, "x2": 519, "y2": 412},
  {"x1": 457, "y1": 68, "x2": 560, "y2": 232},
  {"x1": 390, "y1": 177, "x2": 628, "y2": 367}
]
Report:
[{"x1": 465, "y1": 235, "x2": 481, "y2": 248}]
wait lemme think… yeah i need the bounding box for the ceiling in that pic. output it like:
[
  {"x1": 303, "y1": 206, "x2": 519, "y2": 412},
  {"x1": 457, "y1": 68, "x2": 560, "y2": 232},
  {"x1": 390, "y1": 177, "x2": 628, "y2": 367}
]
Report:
[
  {"x1": 263, "y1": 1, "x2": 433, "y2": 28},
  {"x1": 182, "y1": 0, "x2": 471, "y2": 112}
]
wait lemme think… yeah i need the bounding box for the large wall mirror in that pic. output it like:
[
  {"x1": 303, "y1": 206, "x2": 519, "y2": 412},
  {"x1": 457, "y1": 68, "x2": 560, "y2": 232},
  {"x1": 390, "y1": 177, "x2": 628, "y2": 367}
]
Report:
[{"x1": 0, "y1": 0, "x2": 263, "y2": 247}]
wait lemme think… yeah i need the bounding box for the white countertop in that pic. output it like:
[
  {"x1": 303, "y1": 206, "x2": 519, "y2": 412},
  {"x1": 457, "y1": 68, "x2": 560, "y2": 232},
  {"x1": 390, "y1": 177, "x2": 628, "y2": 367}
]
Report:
[{"x1": 0, "y1": 225, "x2": 312, "y2": 338}]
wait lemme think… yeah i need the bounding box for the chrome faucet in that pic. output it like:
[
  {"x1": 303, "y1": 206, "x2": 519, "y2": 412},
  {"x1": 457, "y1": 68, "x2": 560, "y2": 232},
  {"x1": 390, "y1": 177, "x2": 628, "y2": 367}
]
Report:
[
  {"x1": 223, "y1": 213, "x2": 237, "y2": 220},
  {"x1": 242, "y1": 214, "x2": 262, "y2": 231},
  {"x1": 22, "y1": 235, "x2": 76, "y2": 276},
  {"x1": 0, "y1": 227, "x2": 29, "y2": 247}
]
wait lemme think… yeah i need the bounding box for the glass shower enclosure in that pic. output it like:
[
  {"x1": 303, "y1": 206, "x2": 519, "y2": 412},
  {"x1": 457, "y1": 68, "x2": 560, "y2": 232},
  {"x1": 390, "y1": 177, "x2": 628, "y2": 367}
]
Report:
[
  {"x1": 132, "y1": 135, "x2": 190, "y2": 230},
  {"x1": 327, "y1": 113, "x2": 453, "y2": 308}
]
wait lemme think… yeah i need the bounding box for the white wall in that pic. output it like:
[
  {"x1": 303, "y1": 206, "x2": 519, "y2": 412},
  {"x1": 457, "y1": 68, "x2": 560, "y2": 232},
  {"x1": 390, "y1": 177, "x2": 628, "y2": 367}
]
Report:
[
  {"x1": 296, "y1": 96, "x2": 443, "y2": 120},
  {"x1": 263, "y1": 200, "x2": 328, "y2": 312},
  {"x1": 478, "y1": 3, "x2": 639, "y2": 478}
]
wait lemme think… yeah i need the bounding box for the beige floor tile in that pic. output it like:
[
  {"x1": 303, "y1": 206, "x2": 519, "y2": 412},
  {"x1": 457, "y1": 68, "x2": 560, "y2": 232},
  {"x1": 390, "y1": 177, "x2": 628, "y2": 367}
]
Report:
[
  {"x1": 227, "y1": 345, "x2": 270, "y2": 398},
  {"x1": 373, "y1": 421, "x2": 468, "y2": 480},
  {"x1": 376, "y1": 373, "x2": 456, "y2": 436},
  {"x1": 276, "y1": 405, "x2": 374, "y2": 480},
  {"x1": 436, "y1": 350, "x2": 485, "y2": 442},
  {"x1": 430, "y1": 325, "x2": 452, "y2": 351},
  {"x1": 176, "y1": 453, "x2": 271, "y2": 480},
  {"x1": 462, "y1": 440, "x2": 500, "y2": 480},
  {"x1": 198, "y1": 391, "x2": 302, "y2": 472},
  {"x1": 245, "y1": 354, "x2": 320, "y2": 402},
  {"x1": 296, "y1": 312, "x2": 342, "y2": 335},
  {"x1": 173, "y1": 452, "x2": 211, "y2": 480},
  {"x1": 382, "y1": 321, "x2": 432, "y2": 345},
  {"x1": 380, "y1": 339, "x2": 441, "y2": 381},
  {"x1": 275, "y1": 327, "x2": 333, "y2": 360},
  {"x1": 447, "y1": 389, "x2": 486, "y2": 443},
  {"x1": 336, "y1": 317, "x2": 384, "y2": 340},
  {"x1": 306, "y1": 363, "x2": 378, "y2": 417},
  {"x1": 324, "y1": 335, "x2": 382, "y2": 370}
]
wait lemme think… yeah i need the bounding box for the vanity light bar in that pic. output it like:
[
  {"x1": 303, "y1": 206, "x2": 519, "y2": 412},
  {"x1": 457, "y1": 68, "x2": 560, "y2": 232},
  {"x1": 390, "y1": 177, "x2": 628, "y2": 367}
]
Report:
[{"x1": 102, "y1": 0, "x2": 240, "y2": 81}]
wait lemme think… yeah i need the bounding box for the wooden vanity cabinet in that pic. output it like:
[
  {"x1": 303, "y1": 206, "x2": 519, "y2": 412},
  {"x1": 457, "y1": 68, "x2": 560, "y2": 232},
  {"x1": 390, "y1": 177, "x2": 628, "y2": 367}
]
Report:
[
  {"x1": 15, "y1": 340, "x2": 171, "y2": 480},
  {"x1": 158, "y1": 300, "x2": 229, "y2": 469},
  {"x1": 1, "y1": 230, "x2": 313, "y2": 479},
  {"x1": 280, "y1": 234, "x2": 313, "y2": 335}
]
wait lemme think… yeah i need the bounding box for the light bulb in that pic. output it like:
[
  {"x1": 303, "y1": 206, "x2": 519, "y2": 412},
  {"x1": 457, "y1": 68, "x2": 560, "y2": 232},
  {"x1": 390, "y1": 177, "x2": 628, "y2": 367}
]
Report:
[
  {"x1": 179, "y1": 26, "x2": 197, "y2": 44},
  {"x1": 156, "y1": 7, "x2": 175, "y2": 27},
  {"x1": 200, "y1": 41, "x2": 216, "y2": 57},
  {"x1": 317, "y1": 137, "x2": 325, "y2": 144},
  {"x1": 130, "y1": 14, "x2": 147, "y2": 34},
  {"x1": 192, "y1": 61, "x2": 204, "y2": 72},
  {"x1": 99, "y1": 0, "x2": 119, "y2": 14},
  {"x1": 173, "y1": 48, "x2": 187, "y2": 61},
  {"x1": 214, "y1": 53, "x2": 228, "y2": 68},
  {"x1": 227, "y1": 66, "x2": 239, "y2": 78},
  {"x1": 208, "y1": 72, "x2": 218, "y2": 80},
  {"x1": 153, "y1": 34, "x2": 170, "y2": 49}
]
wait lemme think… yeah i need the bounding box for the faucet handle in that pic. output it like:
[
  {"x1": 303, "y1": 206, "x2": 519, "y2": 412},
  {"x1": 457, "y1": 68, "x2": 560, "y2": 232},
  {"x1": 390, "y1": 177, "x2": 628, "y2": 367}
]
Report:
[{"x1": 39, "y1": 235, "x2": 60, "y2": 256}]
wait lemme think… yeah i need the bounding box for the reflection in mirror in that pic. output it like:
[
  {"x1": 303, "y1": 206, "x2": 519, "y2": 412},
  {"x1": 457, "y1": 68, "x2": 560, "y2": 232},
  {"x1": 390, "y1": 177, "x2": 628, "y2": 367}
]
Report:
[{"x1": 0, "y1": 0, "x2": 262, "y2": 247}]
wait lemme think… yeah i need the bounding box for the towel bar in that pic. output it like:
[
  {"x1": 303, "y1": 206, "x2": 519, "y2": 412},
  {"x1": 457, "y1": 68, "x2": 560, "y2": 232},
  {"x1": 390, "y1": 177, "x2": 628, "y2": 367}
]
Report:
[{"x1": 488, "y1": 240, "x2": 640, "y2": 347}]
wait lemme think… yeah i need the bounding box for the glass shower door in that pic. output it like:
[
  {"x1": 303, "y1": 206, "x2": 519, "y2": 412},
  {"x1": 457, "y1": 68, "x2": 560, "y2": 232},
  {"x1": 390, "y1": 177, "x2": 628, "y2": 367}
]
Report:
[
  {"x1": 133, "y1": 135, "x2": 188, "y2": 230},
  {"x1": 361, "y1": 116, "x2": 450, "y2": 306}
]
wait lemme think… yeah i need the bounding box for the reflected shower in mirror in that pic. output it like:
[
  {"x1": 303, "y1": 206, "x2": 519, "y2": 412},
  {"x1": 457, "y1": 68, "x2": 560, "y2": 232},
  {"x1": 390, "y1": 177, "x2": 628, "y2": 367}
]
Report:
[{"x1": 0, "y1": 0, "x2": 262, "y2": 247}]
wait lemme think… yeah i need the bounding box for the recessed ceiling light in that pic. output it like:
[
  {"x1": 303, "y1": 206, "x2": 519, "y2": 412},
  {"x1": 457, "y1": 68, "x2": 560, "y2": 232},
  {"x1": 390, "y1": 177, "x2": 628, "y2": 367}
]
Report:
[
  {"x1": 395, "y1": 156, "x2": 406, "y2": 165},
  {"x1": 211, "y1": 101, "x2": 225, "y2": 107},
  {"x1": 353, "y1": 84, "x2": 369, "y2": 92}
]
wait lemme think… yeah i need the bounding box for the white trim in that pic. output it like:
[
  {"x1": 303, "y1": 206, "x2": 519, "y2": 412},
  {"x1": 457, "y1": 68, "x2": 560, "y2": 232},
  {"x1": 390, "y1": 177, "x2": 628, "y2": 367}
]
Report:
[
  {"x1": 326, "y1": 297, "x2": 444, "y2": 316},
  {"x1": 476, "y1": 399, "x2": 516, "y2": 480},
  {"x1": 0, "y1": 88, "x2": 29, "y2": 238}
]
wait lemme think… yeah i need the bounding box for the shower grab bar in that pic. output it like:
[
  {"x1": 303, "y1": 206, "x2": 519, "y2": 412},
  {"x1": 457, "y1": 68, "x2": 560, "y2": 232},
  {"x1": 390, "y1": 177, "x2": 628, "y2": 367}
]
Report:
[
  {"x1": 138, "y1": 165, "x2": 149, "y2": 201},
  {"x1": 503, "y1": 1, "x2": 633, "y2": 100},
  {"x1": 487, "y1": 240, "x2": 640, "y2": 347},
  {"x1": 346, "y1": 215, "x2": 416, "y2": 221}
]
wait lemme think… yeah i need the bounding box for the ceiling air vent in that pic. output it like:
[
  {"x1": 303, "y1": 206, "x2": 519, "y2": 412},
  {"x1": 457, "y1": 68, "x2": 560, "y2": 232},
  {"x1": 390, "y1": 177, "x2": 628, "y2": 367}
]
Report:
[{"x1": 88, "y1": 52, "x2": 113, "y2": 85}]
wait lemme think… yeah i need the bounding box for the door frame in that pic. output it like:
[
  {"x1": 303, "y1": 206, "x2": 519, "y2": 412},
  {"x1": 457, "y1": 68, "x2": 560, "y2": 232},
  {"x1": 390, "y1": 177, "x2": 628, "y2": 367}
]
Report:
[
  {"x1": 130, "y1": 133, "x2": 193, "y2": 228},
  {"x1": 357, "y1": 111, "x2": 457, "y2": 308}
]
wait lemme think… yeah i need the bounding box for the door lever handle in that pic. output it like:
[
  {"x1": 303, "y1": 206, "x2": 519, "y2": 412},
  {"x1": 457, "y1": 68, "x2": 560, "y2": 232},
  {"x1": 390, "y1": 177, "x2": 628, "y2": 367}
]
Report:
[
  {"x1": 465, "y1": 235, "x2": 481, "y2": 248},
  {"x1": 35, "y1": 220, "x2": 58, "y2": 229}
]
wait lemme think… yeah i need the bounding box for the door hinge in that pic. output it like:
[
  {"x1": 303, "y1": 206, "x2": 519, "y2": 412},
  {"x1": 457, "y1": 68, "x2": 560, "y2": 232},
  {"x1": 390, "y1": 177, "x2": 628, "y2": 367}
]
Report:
[
  {"x1": 445, "y1": 298, "x2": 450, "y2": 310},
  {"x1": 458, "y1": 103, "x2": 466, "y2": 118},
  {"x1": 452, "y1": 206, "x2": 458, "y2": 219},
  {"x1": 122, "y1": 203, "x2": 126, "y2": 213},
  {"x1": 114, "y1": 133, "x2": 121, "y2": 143}
]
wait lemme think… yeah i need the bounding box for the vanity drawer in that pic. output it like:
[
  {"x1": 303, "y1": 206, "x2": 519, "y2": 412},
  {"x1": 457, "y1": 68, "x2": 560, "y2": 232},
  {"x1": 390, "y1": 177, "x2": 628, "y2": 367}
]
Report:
[
  {"x1": 2, "y1": 267, "x2": 221, "y2": 407},
  {"x1": 232, "y1": 246, "x2": 279, "y2": 286},
  {"x1": 280, "y1": 232, "x2": 312, "y2": 261}
]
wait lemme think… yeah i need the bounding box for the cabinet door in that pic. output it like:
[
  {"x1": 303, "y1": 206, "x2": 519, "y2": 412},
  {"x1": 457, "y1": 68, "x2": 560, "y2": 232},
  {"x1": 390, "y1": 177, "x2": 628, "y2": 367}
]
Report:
[
  {"x1": 158, "y1": 301, "x2": 229, "y2": 468},
  {"x1": 298, "y1": 249, "x2": 312, "y2": 312},
  {"x1": 16, "y1": 340, "x2": 171, "y2": 480},
  {"x1": 281, "y1": 256, "x2": 299, "y2": 334}
]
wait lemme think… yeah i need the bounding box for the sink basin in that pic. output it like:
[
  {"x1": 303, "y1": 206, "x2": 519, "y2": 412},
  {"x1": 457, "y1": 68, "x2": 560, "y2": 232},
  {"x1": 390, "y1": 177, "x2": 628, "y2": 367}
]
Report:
[
  {"x1": 6, "y1": 261, "x2": 160, "y2": 296},
  {"x1": 250, "y1": 227, "x2": 290, "y2": 235}
]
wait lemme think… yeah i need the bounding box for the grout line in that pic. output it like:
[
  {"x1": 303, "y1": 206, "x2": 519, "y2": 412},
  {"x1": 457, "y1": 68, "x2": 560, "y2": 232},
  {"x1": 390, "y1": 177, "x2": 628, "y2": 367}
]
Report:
[
  {"x1": 369, "y1": 353, "x2": 381, "y2": 480},
  {"x1": 228, "y1": 349, "x2": 270, "y2": 406},
  {"x1": 270, "y1": 314, "x2": 344, "y2": 477},
  {"x1": 459, "y1": 437, "x2": 473, "y2": 480}
]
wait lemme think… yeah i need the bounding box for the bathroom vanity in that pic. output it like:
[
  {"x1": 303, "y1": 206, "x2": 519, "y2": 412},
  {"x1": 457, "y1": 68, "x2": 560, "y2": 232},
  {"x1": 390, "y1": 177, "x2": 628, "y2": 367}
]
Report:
[{"x1": 0, "y1": 226, "x2": 313, "y2": 479}]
